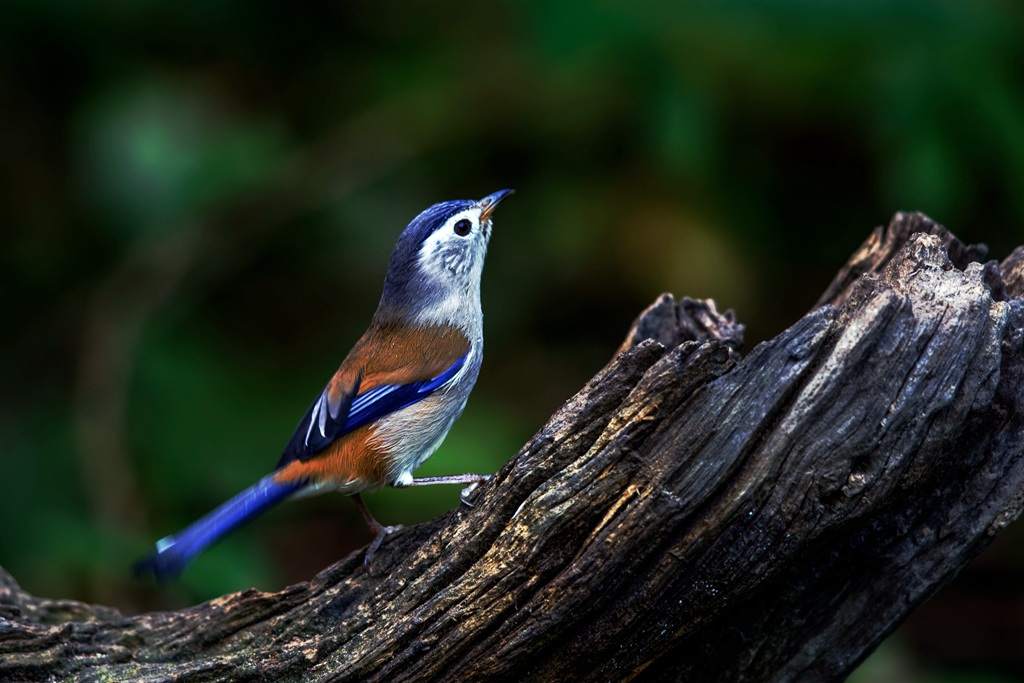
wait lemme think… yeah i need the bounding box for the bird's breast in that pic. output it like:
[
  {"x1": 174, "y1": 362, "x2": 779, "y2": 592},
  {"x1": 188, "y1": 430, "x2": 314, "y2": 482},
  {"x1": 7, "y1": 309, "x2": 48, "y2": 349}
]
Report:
[{"x1": 370, "y1": 346, "x2": 482, "y2": 482}]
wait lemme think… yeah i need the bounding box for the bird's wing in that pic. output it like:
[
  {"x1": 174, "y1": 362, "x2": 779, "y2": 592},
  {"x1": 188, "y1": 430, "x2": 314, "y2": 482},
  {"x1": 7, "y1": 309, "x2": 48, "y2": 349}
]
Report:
[{"x1": 275, "y1": 322, "x2": 471, "y2": 469}]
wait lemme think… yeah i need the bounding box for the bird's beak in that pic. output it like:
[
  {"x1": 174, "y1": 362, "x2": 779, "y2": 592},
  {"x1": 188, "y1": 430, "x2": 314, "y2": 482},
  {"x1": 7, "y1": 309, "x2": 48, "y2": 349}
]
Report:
[{"x1": 479, "y1": 188, "x2": 515, "y2": 222}]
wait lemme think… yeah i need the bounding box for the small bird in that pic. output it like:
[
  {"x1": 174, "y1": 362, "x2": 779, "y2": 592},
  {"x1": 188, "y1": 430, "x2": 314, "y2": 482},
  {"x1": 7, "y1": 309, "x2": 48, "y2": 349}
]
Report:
[{"x1": 135, "y1": 189, "x2": 513, "y2": 580}]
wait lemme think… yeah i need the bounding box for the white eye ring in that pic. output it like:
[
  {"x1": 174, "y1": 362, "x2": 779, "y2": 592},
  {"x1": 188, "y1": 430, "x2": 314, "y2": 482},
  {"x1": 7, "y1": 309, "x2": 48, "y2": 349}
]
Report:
[{"x1": 454, "y1": 218, "x2": 472, "y2": 236}]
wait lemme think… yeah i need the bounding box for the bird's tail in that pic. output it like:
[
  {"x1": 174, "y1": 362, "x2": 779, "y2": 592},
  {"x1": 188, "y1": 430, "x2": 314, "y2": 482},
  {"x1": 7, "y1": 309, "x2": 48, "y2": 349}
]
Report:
[{"x1": 133, "y1": 476, "x2": 305, "y2": 581}]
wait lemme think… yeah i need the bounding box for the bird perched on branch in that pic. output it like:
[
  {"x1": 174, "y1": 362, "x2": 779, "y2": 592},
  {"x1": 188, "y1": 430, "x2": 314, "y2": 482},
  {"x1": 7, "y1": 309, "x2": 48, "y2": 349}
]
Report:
[{"x1": 135, "y1": 189, "x2": 513, "y2": 580}]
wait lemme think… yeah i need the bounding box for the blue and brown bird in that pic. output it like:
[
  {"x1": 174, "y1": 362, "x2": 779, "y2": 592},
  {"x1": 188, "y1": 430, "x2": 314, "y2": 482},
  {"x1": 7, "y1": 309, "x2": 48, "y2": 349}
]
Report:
[{"x1": 135, "y1": 189, "x2": 513, "y2": 580}]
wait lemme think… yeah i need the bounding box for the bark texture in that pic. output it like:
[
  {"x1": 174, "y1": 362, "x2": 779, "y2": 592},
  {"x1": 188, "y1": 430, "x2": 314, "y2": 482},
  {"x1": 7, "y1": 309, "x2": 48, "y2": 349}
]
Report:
[{"x1": 3, "y1": 212, "x2": 1024, "y2": 682}]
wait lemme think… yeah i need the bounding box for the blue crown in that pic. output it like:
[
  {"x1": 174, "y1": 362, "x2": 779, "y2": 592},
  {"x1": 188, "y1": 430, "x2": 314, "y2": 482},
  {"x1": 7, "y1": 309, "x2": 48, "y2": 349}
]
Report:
[{"x1": 376, "y1": 198, "x2": 478, "y2": 318}]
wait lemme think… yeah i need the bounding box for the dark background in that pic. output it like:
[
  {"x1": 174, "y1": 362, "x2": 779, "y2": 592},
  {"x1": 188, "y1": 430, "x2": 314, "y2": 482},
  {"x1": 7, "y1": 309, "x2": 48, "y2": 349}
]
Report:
[{"x1": 2, "y1": 1, "x2": 1023, "y2": 680}]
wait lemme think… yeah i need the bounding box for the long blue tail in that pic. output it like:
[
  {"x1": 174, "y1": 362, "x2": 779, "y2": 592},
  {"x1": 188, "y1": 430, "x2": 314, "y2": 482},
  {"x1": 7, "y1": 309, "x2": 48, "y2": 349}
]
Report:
[{"x1": 134, "y1": 476, "x2": 306, "y2": 581}]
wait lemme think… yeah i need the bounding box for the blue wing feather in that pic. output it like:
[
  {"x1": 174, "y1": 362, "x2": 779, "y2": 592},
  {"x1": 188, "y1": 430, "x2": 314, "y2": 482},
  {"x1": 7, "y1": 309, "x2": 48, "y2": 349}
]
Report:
[
  {"x1": 344, "y1": 355, "x2": 466, "y2": 429},
  {"x1": 276, "y1": 352, "x2": 468, "y2": 468}
]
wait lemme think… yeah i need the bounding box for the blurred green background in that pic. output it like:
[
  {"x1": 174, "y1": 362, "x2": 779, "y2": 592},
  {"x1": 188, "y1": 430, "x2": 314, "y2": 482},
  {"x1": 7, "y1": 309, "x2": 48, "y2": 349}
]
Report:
[{"x1": 2, "y1": 0, "x2": 1024, "y2": 680}]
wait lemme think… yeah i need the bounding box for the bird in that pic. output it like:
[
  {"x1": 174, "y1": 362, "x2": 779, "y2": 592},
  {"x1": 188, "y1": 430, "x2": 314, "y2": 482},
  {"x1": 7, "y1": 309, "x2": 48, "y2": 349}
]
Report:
[{"x1": 134, "y1": 189, "x2": 513, "y2": 580}]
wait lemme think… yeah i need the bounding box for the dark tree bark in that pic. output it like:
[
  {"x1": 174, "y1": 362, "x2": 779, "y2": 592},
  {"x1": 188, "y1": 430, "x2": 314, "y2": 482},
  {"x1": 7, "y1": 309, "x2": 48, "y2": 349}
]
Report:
[{"x1": 3, "y1": 212, "x2": 1024, "y2": 682}]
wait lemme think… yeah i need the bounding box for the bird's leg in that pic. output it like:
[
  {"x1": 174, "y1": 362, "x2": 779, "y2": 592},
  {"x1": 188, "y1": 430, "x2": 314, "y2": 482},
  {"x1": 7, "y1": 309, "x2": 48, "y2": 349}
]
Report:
[
  {"x1": 405, "y1": 473, "x2": 491, "y2": 486},
  {"x1": 351, "y1": 493, "x2": 402, "y2": 569},
  {"x1": 402, "y1": 473, "x2": 492, "y2": 505}
]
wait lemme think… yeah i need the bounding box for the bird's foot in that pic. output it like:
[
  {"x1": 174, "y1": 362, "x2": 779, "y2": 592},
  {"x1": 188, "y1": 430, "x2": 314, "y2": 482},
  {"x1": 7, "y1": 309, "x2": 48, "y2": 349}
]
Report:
[
  {"x1": 364, "y1": 522, "x2": 404, "y2": 571},
  {"x1": 459, "y1": 474, "x2": 492, "y2": 507}
]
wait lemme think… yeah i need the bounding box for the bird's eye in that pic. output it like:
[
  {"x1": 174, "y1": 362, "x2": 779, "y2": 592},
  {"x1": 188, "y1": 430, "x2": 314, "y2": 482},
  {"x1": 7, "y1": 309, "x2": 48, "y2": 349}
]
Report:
[{"x1": 454, "y1": 219, "x2": 472, "y2": 236}]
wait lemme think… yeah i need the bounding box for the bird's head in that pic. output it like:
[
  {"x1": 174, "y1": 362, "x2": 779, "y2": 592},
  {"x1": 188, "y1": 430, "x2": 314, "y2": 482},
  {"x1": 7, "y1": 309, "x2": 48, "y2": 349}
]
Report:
[{"x1": 376, "y1": 189, "x2": 514, "y2": 328}]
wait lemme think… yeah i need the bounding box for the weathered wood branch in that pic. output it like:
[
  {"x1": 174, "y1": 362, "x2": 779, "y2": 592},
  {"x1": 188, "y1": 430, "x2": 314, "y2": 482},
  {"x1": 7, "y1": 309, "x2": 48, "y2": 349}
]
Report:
[{"x1": 2, "y1": 212, "x2": 1024, "y2": 682}]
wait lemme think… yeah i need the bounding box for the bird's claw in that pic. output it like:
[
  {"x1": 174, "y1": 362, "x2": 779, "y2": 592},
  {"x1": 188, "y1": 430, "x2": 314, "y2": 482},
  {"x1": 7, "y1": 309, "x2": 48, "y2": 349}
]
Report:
[
  {"x1": 364, "y1": 523, "x2": 404, "y2": 571},
  {"x1": 459, "y1": 475, "x2": 492, "y2": 507}
]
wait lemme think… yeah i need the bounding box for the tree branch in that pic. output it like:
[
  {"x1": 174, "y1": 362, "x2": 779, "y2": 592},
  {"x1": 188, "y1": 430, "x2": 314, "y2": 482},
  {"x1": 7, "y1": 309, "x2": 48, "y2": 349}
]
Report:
[{"x1": 2, "y1": 212, "x2": 1023, "y2": 682}]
